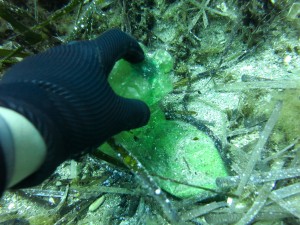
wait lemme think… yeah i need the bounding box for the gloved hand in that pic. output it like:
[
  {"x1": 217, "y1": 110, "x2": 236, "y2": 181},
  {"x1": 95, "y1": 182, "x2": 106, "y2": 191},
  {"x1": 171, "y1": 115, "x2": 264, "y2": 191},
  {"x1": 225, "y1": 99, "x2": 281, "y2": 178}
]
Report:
[{"x1": 0, "y1": 29, "x2": 150, "y2": 188}]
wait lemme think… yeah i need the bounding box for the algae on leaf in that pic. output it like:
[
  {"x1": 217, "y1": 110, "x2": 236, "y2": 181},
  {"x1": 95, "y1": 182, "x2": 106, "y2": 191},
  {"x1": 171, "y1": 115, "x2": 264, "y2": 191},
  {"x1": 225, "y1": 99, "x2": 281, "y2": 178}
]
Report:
[{"x1": 114, "y1": 119, "x2": 228, "y2": 199}]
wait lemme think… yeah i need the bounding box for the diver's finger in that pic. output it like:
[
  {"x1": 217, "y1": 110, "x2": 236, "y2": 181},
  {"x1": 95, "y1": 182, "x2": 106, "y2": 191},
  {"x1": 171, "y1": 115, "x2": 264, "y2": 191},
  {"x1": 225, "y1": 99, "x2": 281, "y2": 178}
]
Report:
[
  {"x1": 114, "y1": 97, "x2": 150, "y2": 132},
  {"x1": 91, "y1": 29, "x2": 145, "y2": 77}
]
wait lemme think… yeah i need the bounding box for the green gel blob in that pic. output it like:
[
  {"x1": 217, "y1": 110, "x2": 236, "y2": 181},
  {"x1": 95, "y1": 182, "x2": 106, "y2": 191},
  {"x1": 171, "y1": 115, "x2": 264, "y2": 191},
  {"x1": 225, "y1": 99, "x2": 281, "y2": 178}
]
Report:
[
  {"x1": 109, "y1": 49, "x2": 173, "y2": 106},
  {"x1": 103, "y1": 49, "x2": 228, "y2": 199}
]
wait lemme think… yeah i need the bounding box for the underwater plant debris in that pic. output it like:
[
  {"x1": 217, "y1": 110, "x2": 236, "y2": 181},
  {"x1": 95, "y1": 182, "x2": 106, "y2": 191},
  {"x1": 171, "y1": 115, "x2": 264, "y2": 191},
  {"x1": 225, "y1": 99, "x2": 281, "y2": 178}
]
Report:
[{"x1": 1, "y1": 0, "x2": 300, "y2": 224}]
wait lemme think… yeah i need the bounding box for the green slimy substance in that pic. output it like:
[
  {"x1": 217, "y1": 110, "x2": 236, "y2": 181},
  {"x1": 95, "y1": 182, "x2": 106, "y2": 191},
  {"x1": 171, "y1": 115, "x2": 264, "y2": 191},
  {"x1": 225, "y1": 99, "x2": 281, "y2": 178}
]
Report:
[
  {"x1": 109, "y1": 49, "x2": 173, "y2": 106},
  {"x1": 101, "y1": 48, "x2": 228, "y2": 199}
]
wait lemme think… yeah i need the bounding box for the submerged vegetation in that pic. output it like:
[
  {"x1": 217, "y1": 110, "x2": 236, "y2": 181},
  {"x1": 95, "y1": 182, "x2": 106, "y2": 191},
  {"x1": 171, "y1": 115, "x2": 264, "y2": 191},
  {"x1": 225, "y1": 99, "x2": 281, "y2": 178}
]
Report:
[{"x1": 0, "y1": 0, "x2": 300, "y2": 224}]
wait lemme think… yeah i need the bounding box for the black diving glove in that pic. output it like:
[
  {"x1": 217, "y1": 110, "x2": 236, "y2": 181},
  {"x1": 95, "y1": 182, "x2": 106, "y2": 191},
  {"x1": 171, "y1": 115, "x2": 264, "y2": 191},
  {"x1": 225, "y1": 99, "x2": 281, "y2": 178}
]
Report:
[{"x1": 0, "y1": 29, "x2": 150, "y2": 188}]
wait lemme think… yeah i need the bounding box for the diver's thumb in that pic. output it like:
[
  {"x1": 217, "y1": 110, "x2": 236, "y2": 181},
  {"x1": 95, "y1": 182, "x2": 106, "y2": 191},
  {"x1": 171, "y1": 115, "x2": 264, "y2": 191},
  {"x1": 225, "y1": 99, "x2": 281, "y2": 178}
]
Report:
[{"x1": 116, "y1": 97, "x2": 150, "y2": 131}]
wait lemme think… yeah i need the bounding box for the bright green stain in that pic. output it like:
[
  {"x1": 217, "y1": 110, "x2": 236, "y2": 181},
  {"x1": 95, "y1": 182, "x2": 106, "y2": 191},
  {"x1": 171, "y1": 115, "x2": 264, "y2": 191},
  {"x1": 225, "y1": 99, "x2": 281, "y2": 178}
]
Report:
[{"x1": 102, "y1": 48, "x2": 228, "y2": 199}]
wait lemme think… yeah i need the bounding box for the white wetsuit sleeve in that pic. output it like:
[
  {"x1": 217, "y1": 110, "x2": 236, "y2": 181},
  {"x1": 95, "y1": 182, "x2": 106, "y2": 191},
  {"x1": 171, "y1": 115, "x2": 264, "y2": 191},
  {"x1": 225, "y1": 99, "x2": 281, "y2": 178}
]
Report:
[{"x1": 0, "y1": 106, "x2": 46, "y2": 189}]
